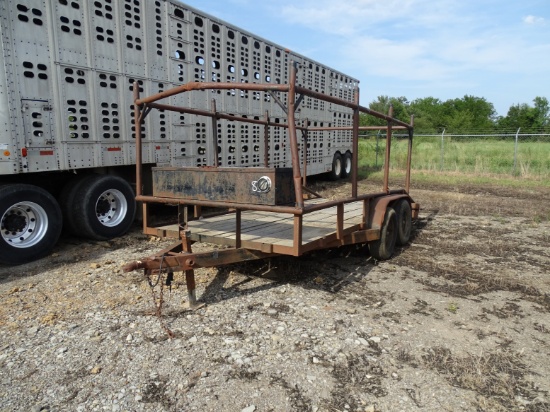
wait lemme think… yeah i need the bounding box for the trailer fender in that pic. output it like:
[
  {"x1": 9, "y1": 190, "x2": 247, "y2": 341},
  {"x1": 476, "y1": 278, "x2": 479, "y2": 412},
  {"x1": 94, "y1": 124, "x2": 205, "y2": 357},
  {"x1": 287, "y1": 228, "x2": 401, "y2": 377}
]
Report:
[{"x1": 370, "y1": 195, "x2": 410, "y2": 230}]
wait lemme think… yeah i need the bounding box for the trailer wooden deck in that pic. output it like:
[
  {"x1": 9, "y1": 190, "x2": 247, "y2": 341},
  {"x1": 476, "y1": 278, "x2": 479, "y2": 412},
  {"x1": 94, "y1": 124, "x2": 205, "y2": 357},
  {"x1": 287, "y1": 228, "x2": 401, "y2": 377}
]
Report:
[{"x1": 151, "y1": 198, "x2": 381, "y2": 256}]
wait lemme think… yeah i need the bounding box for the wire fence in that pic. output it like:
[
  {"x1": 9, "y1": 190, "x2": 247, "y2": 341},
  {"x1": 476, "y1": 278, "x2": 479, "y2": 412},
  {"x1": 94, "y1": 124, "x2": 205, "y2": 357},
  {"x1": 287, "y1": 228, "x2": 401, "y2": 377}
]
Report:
[{"x1": 360, "y1": 130, "x2": 550, "y2": 178}]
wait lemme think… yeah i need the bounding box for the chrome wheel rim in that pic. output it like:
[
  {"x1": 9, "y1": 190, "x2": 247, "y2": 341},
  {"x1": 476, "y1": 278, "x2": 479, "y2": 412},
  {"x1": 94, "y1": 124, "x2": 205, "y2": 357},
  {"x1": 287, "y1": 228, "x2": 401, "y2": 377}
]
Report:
[
  {"x1": 95, "y1": 189, "x2": 127, "y2": 227},
  {"x1": 344, "y1": 156, "x2": 352, "y2": 174},
  {"x1": 1, "y1": 201, "x2": 49, "y2": 248},
  {"x1": 335, "y1": 158, "x2": 342, "y2": 176}
]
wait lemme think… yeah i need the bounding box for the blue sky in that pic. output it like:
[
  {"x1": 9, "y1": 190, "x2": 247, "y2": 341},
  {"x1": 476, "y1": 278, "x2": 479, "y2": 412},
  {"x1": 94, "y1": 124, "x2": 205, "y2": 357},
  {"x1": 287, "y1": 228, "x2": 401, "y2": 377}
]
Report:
[{"x1": 181, "y1": 0, "x2": 550, "y2": 117}]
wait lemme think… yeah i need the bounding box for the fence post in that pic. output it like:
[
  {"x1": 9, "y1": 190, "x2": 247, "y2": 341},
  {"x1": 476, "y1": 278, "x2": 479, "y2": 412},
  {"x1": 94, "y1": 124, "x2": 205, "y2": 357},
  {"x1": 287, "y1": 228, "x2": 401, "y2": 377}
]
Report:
[
  {"x1": 513, "y1": 127, "x2": 521, "y2": 174},
  {"x1": 440, "y1": 128, "x2": 445, "y2": 171}
]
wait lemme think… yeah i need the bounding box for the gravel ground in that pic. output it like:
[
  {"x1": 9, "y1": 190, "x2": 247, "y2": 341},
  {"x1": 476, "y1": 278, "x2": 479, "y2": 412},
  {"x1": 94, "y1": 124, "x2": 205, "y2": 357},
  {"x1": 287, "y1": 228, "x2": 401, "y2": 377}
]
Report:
[{"x1": 1, "y1": 181, "x2": 549, "y2": 412}]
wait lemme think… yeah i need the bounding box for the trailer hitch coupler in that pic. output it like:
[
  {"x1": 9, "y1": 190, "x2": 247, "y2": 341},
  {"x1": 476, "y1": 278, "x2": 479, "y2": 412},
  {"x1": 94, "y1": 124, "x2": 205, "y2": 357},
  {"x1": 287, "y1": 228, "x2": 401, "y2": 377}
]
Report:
[{"x1": 122, "y1": 260, "x2": 144, "y2": 272}]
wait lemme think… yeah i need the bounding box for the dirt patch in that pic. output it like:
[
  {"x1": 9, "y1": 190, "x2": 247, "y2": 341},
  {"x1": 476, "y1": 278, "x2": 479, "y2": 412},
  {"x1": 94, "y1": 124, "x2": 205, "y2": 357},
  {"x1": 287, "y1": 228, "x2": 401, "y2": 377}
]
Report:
[{"x1": 1, "y1": 180, "x2": 550, "y2": 411}]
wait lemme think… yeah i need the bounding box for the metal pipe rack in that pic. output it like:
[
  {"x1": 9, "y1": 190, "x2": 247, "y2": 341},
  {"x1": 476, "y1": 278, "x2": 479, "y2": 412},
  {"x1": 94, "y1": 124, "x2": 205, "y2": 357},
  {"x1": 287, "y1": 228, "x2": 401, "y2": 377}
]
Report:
[{"x1": 124, "y1": 61, "x2": 418, "y2": 308}]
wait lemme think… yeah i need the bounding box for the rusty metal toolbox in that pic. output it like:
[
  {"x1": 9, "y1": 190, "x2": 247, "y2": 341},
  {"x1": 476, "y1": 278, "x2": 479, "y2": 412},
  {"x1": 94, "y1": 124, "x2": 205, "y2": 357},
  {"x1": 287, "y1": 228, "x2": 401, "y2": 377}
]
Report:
[{"x1": 152, "y1": 167, "x2": 296, "y2": 205}]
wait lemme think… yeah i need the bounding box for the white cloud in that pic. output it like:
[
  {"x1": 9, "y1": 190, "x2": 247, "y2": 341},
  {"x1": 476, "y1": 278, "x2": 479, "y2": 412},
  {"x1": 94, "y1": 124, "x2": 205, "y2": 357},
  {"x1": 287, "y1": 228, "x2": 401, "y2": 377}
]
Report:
[
  {"x1": 523, "y1": 15, "x2": 545, "y2": 25},
  {"x1": 342, "y1": 36, "x2": 452, "y2": 81},
  {"x1": 277, "y1": 0, "x2": 457, "y2": 36},
  {"x1": 343, "y1": 29, "x2": 550, "y2": 89},
  {"x1": 272, "y1": 0, "x2": 550, "y2": 84},
  {"x1": 183, "y1": 0, "x2": 550, "y2": 114}
]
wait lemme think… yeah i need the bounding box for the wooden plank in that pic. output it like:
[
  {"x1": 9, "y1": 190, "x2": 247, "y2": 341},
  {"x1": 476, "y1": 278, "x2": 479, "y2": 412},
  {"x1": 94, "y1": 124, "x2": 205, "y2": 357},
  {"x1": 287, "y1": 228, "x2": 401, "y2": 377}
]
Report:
[
  {"x1": 242, "y1": 221, "x2": 295, "y2": 239},
  {"x1": 189, "y1": 202, "x2": 364, "y2": 247},
  {"x1": 191, "y1": 218, "x2": 360, "y2": 240},
  {"x1": 148, "y1": 224, "x2": 180, "y2": 238},
  {"x1": 188, "y1": 212, "x2": 290, "y2": 238},
  {"x1": 189, "y1": 210, "x2": 290, "y2": 230},
  {"x1": 189, "y1": 232, "x2": 236, "y2": 246},
  {"x1": 194, "y1": 213, "x2": 294, "y2": 237},
  {"x1": 156, "y1": 199, "x2": 371, "y2": 253},
  {"x1": 187, "y1": 200, "x2": 363, "y2": 236}
]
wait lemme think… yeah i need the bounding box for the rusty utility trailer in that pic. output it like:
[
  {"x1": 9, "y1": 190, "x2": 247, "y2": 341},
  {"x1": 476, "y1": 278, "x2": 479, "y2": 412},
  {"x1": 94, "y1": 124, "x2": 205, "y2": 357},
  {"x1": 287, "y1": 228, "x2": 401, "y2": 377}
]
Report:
[{"x1": 123, "y1": 62, "x2": 419, "y2": 308}]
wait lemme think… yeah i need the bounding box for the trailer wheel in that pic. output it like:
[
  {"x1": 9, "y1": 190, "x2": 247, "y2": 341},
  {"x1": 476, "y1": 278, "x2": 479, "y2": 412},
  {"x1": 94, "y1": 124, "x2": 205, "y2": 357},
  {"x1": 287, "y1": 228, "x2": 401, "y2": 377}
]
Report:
[
  {"x1": 71, "y1": 175, "x2": 136, "y2": 240},
  {"x1": 393, "y1": 199, "x2": 412, "y2": 246},
  {"x1": 341, "y1": 151, "x2": 352, "y2": 178},
  {"x1": 329, "y1": 152, "x2": 343, "y2": 180},
  {"x1": 60, "y1": 176, "x2": 87, "y2": 235},
  {"x1": 368, "y1": 207, "x2": 397, "y2": 260},
  {"x1": 0, "y1": 184, "x2": 62, "y2": 265}
]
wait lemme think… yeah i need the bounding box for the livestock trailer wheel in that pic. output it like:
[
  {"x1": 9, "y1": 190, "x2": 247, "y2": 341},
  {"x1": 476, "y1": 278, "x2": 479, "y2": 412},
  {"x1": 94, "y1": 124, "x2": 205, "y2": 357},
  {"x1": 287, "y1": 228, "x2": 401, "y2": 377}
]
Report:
[
  {"x1": 59, "y1": 175, "x2": 90, "y2": 235},
  {"x1": 71, "y1": 175, "x2": 136, "y2": 240},
  {"x1": 0, "y1": 184, "x2": 62, "y2": 265},
  {"x1": 341, "y1": 151, "x2": 352, "y2": 178},
  {"x1": 329, "y1": 152, "x2": 343, "y2": 180},
  {"x1": 368, "y1": 207, "x2": 397, "y2": 260},
  {"x1": 393, "y1": 199, "x2": 412, "y2": 246}
]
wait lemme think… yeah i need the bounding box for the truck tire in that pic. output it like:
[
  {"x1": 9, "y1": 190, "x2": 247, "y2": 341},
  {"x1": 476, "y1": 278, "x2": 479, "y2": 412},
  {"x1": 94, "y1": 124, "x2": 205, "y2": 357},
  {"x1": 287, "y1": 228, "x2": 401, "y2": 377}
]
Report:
[
  {"x1": 341, "y1": 151, "x2": 352, "y2": 178},
  {"x1": 59, "y1": 176, "x2": 86, "y2": 235},
  {"x1": 70, "y1": 175, "x2": 136, "y2": 240},
  {"x1": 329, "y1": 152, "x2": 343, "y2": 180},
  {"x1": 393, "y1": 199, "x2": 412, "y2": 246},
  {"x1": 0, "y1": 184, "x2": 62, "y2": 265},
  {"x1": 368, "y1": 207, "x2": 397, "y2": 260}
]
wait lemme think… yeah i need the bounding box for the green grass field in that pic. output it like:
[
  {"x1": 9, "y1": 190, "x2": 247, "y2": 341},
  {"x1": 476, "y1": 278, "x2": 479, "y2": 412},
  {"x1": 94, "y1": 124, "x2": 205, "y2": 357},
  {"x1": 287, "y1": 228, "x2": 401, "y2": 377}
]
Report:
[{"x1": 358, "y1": 136, "x2": 550, "y2": 185}]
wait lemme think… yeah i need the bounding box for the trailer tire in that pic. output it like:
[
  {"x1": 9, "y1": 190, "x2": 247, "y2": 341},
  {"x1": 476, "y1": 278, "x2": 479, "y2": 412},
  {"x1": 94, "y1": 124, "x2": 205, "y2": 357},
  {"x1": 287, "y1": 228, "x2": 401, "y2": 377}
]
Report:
[
  {"x1": 393, "y1": 199, "x2": 412, "y2": 246},
  {"x1": 60, "y1": 176, "x2": 87, "y2": 235},
  {"x1": 368, "y1": 207, "x2": 397, "y2": 260},
  {"x1": 71, "y1": 175, "x2": 136, "y2": 240},
  {"x1": 329, "y1": 152, "x2": 343, "y2": 180},
  {"x1": 341, "y1": 151, "x2": 352, "y2": 178},
  {"x1": 0, "y1": 184, "x2": 62, "y2": 265}
]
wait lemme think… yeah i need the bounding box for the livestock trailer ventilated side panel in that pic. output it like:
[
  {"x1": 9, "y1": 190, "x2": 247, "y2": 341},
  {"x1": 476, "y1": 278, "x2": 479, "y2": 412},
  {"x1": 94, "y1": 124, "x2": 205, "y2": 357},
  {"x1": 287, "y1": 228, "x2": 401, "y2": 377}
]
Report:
[
  {"x1": 0, "y1": 0, "x2": 358, "y2": 175},
  {"x1": 0, "y1": 0, "x2": 359, "y2": 265}
]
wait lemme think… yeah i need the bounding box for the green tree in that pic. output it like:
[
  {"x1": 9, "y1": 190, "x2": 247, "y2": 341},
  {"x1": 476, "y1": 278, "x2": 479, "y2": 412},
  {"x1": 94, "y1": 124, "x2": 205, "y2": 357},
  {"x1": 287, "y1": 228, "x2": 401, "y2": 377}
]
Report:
[
  {"x1": 533, "y1": 97, "x2": 550, "y2": 128},
  {"x1": 408, "y1": 97, "x2": 445, "y2": 132},
  {"x1": 359, "y1": 94, "x2": 548, "y2": 134},
  {"x1": 498, "y1": 97, "x2": 550, "y2": 132},
  {"x1": 363, "y1": 95, "x2": 496, "y2": 133},
  {"x1": 360, "y1": 96, "x2": 411, "y2": 127},
  {"x1": 439, "y1": 95, "x2": 497, "y2": 133}
]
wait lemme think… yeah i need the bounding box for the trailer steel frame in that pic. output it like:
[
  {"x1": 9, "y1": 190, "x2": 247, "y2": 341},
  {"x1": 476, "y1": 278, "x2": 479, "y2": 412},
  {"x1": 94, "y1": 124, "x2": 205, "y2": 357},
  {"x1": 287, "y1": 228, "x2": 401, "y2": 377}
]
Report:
[{"x1": 123, "y1": 61, "x2": 418, "y2": 308}]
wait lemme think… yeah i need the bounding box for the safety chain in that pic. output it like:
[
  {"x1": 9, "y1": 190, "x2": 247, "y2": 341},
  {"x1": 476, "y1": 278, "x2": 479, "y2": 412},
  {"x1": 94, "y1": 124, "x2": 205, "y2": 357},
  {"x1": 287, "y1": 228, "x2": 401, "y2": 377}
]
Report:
[{"x1": 144, "y1": 254, "x2": 175, "y2": 339}]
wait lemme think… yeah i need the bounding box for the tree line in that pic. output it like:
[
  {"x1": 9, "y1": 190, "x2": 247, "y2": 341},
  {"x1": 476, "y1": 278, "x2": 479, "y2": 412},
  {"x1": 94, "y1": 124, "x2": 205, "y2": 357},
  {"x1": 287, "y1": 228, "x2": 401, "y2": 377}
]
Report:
[{"x1": 360, "y1": 95, "x2": 550, "y2": 134}]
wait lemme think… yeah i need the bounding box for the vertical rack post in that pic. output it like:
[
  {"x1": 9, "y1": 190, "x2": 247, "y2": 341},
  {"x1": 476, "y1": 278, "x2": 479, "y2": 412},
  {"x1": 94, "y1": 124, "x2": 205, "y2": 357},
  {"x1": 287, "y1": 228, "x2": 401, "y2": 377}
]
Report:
[
  {"x1": 352, "y1": 86, "x2": 360, "y2": 198},
  {"x1": 302, "y1": 120, "x2": 308, "y2": 186},
  {"x1": 287, "y1": 61, "x2": 304, "y2": 207},
  {"x1": 133, "y1": 82, "x2": 142, "y2": 197},
  {"x1": 383, "y1": 105, "x2": 394, "y2": 193},
  {"x1": 264, "y1": 110, "x2": 270, "y2": 167},
  {"x1": 336, "y1": 203, "x2": 344, "y2": 241},
  {"x1": 133, "y1": 82, "x2": 147, "y2": 234},
  {"x1": 235, "y1": 209, "x2": 242, "y2": 249},
  {"x1": 293, "y1": 214, "x2": 303, "y2": 255},
  {"x1": 210, "y1": 99, "x2": 219, "y2": 167},
  {"x1": 405, "y1": 115, "x2": 414, "y2": 193}
]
